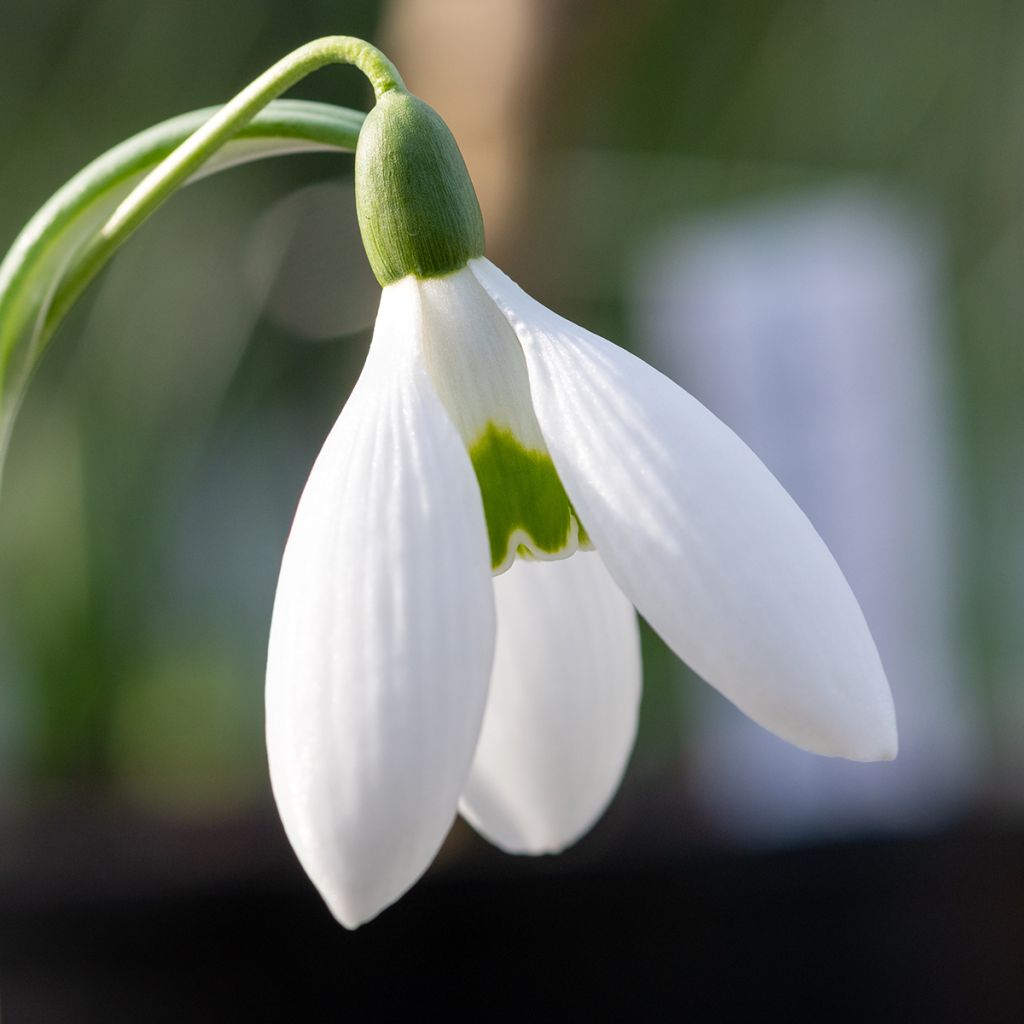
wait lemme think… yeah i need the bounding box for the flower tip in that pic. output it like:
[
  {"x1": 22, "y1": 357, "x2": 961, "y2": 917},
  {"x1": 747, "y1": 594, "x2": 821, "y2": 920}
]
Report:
[
  {"x1": 825, "y1": 696, "x2": 899, "y2": 764},
  {"x1": 771, "y1": 658, "x2": 899, "y2": 764},
  {"x1": 853, "y1": 716, "x2": 899, "y2": 764},
  {"x1": 461, "y1": 818, "x2": 574, "y2": 858},
  {"x1": 312, "y1": 872, "x2": 403, "y2": 931},
  {"x1": 328, "y1": 897, "x2": 381, "y2": 932}
]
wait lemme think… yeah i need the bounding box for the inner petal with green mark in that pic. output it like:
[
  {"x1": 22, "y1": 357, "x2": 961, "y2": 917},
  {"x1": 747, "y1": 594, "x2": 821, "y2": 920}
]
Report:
[{"x1": 416, "y1": 267, "x2": 589, "y2": 573}]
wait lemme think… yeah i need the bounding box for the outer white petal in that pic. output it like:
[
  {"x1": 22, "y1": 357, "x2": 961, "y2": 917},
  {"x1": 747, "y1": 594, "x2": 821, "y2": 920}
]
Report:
[
  {"x1": 266, "y1": 276, "x2": 495, "y2": 929},
  {"x1": 471, "y1": 258, "x2": 897, "y2": 762},
  {"x1": 459, "y1": 552, "x2": 641, "y2": 854}
]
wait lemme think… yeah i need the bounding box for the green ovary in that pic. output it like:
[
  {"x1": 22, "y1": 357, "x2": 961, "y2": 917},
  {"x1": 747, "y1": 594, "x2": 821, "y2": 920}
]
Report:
[{"x1": 469, "y1": 423, "x2": 588, "y2": 571}]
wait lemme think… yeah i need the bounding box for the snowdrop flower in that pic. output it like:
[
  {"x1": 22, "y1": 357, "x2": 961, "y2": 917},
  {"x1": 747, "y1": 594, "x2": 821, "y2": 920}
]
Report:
[{"x1": 266, "y1": 84, "x2": 897, "y2": 929}]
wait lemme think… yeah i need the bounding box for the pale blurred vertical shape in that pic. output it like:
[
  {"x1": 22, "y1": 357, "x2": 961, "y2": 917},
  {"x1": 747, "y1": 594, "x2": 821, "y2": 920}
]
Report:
[
  {"x1": 380, "y1": 0, "x2": 552, "y2": 259},
  {"x1": 633, "y1": 189, "x2": 980, "y2": 840}
]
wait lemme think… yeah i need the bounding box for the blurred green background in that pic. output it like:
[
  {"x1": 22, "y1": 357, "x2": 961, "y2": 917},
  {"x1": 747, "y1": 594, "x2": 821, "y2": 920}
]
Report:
[
  {"x1": 2, "y1": 0, "x2": 1024, "y2": 861},
  {"x1": 3, "y1": 1, "x2": 1024, "y2": 1019}
]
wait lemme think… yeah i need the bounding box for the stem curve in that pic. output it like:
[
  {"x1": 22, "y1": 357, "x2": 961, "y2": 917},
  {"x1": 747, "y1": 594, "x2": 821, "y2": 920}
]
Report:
[
  {"x1": 0, "y1": 99, "x2": 367, "y2": 483},
  {"x1": 0, "y1": 35, "x2": 403, "y2": 485},
  {"x1": 65, "y1": 37, "x2": 402, "y2": 333}
]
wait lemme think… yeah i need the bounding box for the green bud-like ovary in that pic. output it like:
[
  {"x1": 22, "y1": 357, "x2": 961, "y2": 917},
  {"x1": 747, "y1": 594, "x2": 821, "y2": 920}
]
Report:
[{"x1": 355, "y1": 91, "x2": 485, "y2": 284}]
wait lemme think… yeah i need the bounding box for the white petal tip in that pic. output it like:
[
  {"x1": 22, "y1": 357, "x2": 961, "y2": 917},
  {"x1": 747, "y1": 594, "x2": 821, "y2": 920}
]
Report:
[
  {"x1": 505, "y1": 840, "x2": 570, "y2": 858},
  {"x1": 458, "y1": 806, "x2": 580, "y2": 857},
  {"x1": 798, "y1": 700, "x2": 899, "y2": 763},
  {"x1": 334, "y1": 908, "x2": 369, "y2": 932},
  {"x1": 329, "y1": 900, "x2": 382, "y2": 932},
  {"x1": 844, "y1": 721, "x2": 899, "y2": 764},
  {"x1": 459, "y1": 795, "x2": 593, "y2": 857},
  {"x1": 312, "y1": 869, "x2": 410, "y2": 931}
]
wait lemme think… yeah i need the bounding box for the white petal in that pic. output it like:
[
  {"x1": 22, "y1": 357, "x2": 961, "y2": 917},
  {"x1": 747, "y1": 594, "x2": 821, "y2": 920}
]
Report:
[
  {"x1": 416, "y1": 266, "x2": 547, "y2": 453},
  {"x1": 472, "y1": 258, "x2": 897, "y2": 762},
  {"x1": 459, "y1": 552, "x2": 641, "y2": 854},
  {"x1": 414, "y1": 266, "x2": 586, "y2": 571},
  {"x1": 266, "y1": 277, "x2": 495, "y2": 928}
]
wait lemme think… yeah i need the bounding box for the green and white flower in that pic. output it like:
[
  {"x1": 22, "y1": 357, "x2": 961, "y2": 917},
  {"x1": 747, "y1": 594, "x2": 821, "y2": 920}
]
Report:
[
  {"x1": 0, "y1": 32, "x2": 899, "y2": 930},
  {"x1": 265, "y1": 83, "x2": 898, "y2": 929}
]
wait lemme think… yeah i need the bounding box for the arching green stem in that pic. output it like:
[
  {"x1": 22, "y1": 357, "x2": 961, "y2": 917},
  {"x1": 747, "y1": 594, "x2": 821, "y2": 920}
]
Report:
[
  {"x1": 49, "y1": 36, "x2": 402, "y2": 342},
  {"x1": 0, "y1": 101, "x2": 364, "y2": 364},
  {"x1": 0, "y1": 101, "x2": 365, "y2": 480},
  {"x1": 0, "y1": 36, "x2": 402, "y2": 483}
]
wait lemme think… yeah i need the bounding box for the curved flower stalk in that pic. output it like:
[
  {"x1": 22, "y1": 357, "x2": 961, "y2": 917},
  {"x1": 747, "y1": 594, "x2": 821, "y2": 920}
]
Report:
[
  {"x1": 0, "y1": 99, "x2": 366, "y2": 482},
  {"x1": 0, "y1": 37, "x2": 400, "y2": 484},
  {"x1": 265, "y1": 46, "x2": 898, "y2": 927},
  {"x1": 0, "y1": 36, "x2": 898, "y2": 931}
]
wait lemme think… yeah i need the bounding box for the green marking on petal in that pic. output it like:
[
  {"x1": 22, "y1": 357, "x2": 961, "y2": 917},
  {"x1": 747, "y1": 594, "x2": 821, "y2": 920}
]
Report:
[
  {"x1": 573, "y1": 508, "x2": 592, "y2": 549},
  {"x1": 469, "y1": 423, "x2": 584, "y2": 571}
]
